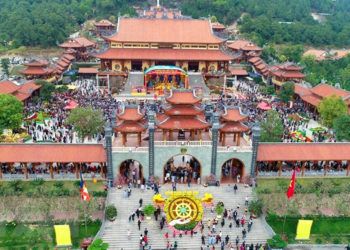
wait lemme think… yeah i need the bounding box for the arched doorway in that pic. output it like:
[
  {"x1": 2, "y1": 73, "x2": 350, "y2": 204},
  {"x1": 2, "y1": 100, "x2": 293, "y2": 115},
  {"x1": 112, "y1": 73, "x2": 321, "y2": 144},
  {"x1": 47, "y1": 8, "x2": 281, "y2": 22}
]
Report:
[
  {"x1": 119, "y1": 159, "x2": 144, "y2": 185},
  {"x1": 163, "y1": 154, "x2": 201, "y2": 184},
  {"x1": 221, "y1": 158, "x2": 245, "y2": 183}
]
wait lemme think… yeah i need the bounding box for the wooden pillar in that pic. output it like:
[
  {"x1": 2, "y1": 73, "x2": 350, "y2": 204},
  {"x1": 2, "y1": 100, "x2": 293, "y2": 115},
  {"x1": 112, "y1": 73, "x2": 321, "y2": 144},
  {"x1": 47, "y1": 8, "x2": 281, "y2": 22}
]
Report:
[
  {"x1": 138, "y1": 132, "x2": 142, "y2": 146},
  {"x1": 233, "y1": 133, "x2": 236, "y2": 142},
  {"x1": 24, "y1": 163, "x2": 28, "y2": 179},
  {"x1": 278, "y1": 161, "x2": 282, "y2": 176},
  {"x1": 198, "y1": 130, "x2": 202, "y2": 140},
  {"x1": 324, "y1": 161, "x2": 328, "y2": 176},
  {"x1": 237, "y1": 133, "x2": 241, "y2": 146},
  {"x1": 219, "y1": 132, "x2": 223, "y2": 142},
  {"x1": 0, "y1": 164, "x2": 2, "y2": 179},
  {"x1": 347, "y1": 161, "x2": 349, "y2": 176},
  {"x1": 49, "y1": 163, "x2": 54, "y2": 179},
  {"x1": 74, "y1": 163, "x2": 79, "y2": 179},
  {"x1": 190, "y1": 130, "x2": 195, "y2": 140},
  {"x1": 222, "y1": 133, "x2": 226, "y2": 146},
  {"x1": 162, "y1": 130, "x2": 167, "y2": 141},
  {"x1": 122, "y1": 133, "x2": 126, "y2": 146},
  {"x1": 100, "y1": 162, "x2": 104, "y2": 178},
  {"x1": 301, "y1": 161, "x2": 305, "y2": 177},
  {"x1": 169, "y1": 130, "x2": 173, "y2": 141}
]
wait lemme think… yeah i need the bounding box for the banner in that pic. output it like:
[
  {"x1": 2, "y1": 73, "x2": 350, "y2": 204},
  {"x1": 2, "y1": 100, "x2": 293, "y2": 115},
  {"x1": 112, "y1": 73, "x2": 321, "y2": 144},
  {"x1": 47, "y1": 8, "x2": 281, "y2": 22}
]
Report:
[{"x1": 295, "y1": 220, "x2": 313, "y2": 240}]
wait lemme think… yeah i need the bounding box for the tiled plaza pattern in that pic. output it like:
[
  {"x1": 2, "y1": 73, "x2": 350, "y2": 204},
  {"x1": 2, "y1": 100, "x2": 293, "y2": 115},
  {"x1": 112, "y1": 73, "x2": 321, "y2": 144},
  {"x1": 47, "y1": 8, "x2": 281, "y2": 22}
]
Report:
[{"x1": 100, "y1": 184, "x2": 273, "y2": 250}]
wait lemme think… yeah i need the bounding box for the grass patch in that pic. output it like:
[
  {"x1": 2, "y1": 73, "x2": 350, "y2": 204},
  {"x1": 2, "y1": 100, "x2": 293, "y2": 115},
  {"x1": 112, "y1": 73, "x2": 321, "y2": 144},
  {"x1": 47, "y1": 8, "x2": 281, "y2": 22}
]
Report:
[
  {"x1": 0, "y1": 220, "x2": 101, "y2": 249},
  {"x1": 266, "y1": 214, "x2": 350, "y2": 244}
]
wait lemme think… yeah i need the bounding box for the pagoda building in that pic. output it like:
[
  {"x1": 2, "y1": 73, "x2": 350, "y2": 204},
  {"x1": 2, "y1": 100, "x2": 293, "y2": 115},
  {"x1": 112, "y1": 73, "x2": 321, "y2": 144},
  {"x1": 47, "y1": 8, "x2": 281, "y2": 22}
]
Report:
[
  {"x1": 94, "y1": 19, "x2": 116, "y2": 36},
  {"x1": 59, "y1": 37, "x2": 96, "y2": 60},
  {"x1": 20, "y1": 60, "x2": 54, "y2": 80},
  {"x1": 95, "y1": 18, "x2": 232, "y2": 73},
  {"x1": 269, "y1": 62, "x2": 305, "y2": 87},
  {"x1": 54, "y1": 52, "x2": 75, "y2": 75},
  {"x1": 157, "y1": 90, "x2": 209, "y2": 140},
  {"x1": 115, "y1": 105, "x2": 146, "y2": 146},
  {"x1": 226, "y1": 40, "x2": 262, "y2": 62},
  {"x1": 219, "y1": 107, "x2": 249, "y2": 146}
]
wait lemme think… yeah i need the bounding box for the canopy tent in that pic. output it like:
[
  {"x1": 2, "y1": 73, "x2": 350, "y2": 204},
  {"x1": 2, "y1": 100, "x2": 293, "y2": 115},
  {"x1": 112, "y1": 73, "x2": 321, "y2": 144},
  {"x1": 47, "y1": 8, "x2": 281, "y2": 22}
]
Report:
[
  {"x1": 257, "y1": 102, "x2": 272, "y2": 110},
  {"x1": 64, "y1": 100, "x2": 78, "y2": 110},
  {"x1": 144, "y1": 65, "x2": 189, "y2": 94},
  {"x1": 54, "y1": 225, "x2": 72, "y2": 247}
]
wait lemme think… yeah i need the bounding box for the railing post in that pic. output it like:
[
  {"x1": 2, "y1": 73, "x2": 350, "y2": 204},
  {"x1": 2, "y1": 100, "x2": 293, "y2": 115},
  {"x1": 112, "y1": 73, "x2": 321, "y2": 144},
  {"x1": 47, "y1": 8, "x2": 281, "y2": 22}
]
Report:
[
  {"x1": 148, "y1": 111, "x2": 156, "y2": 178},
  {"x1": 105, "y1": 123, "x2": 114, "y2": 187},
  {"x1": 251, "y1": 124, "x2": 261, "y2": 177},
  {"x1": 210, "y1": 113, "x2": 220, "y2": 175}
]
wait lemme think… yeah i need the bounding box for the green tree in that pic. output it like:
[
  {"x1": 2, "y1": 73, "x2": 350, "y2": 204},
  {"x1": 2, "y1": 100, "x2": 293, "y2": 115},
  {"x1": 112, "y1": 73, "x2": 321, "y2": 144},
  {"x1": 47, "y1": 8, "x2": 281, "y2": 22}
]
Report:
[
  {"x1": 39, "y1": 82, "x2": 55, "y2": 102},
  {"x1": 260, "y1": 110, "x2": 284, "y2": 142},
  {"x1": 317, "y1": 95, "x2": 348, "y2": 128},
  {"x1": 0, "y1": 58, "x2": 10, "y2": 76},
  {"x1": 66, "y1": 107, "x2": 104, "y2": 141},
  {"x1": 333, "y1": 115, "x2": 350, "y2": 141},
  {"x1": 88, "y1": 238, "x2": 109, "y2": 250},
  {"x1": 0, "y1": 94, "x2": 23, "y2": 132},
  {"x1": 278, "y1": 82, "x2": 295, "y2": 103}
]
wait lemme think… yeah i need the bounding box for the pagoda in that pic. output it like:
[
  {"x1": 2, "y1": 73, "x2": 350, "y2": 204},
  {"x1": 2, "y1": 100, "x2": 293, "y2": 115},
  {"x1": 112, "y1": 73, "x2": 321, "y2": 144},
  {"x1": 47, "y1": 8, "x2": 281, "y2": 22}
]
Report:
[
  {"x1": 20, "y1": 60, "x2": 54, "y2": 80},
  {"x1": 269, "y1": 62, "x2": 305, "y2": 87},
  {"x1": 219, "y1": 107, "x2": 249, "y2": 146},
  {"x1": 59, "y1": 37, "x2": 96, "y2": 60},
  {"x1": 94, "y1": 19, "x2": 116, "y2": 36},
  {"x1": 157, "y1": 90, "x2": 209, "y2": 140},
  {"x1": 115, "y1": 105, "x2": 146, "y2": 146}
]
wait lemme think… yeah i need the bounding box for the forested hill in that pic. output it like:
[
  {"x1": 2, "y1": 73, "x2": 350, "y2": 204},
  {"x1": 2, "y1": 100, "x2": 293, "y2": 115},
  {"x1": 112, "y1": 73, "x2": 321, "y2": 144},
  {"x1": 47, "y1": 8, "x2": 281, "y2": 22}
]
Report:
[
  {"x1": 0, "y1": 0, "x2": 350, "y2": 48},
  {"x1": 0, "y1": 0, "x2": 144, "y2": 48},
  {"x1": 177, "y1": 0, "x2": 350, "y2": 47}
]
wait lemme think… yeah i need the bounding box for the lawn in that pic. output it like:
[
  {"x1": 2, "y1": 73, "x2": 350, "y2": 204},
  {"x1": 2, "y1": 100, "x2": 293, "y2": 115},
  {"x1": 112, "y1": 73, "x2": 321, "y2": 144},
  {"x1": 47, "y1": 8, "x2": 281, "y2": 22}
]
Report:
[
  {"x1": 266, "y1": 214, "x2": 350, "y2": 244},
  {"x1": 0, "y1": 220, "x2": 101, "y2": 249}
]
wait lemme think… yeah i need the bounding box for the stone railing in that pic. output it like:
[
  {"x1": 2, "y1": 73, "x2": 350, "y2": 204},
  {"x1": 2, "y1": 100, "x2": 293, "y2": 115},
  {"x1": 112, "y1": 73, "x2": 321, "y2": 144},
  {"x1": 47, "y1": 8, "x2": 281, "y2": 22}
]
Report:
[
  {"x1": 154, "y1": 140, "x2": 212, "y2": 147},
  {"x1": 112, "y1": 147, "x2": 148, "y2": 152},
  {"x1": 217, "y1": 145, "x2": 252, "y2": 152}
]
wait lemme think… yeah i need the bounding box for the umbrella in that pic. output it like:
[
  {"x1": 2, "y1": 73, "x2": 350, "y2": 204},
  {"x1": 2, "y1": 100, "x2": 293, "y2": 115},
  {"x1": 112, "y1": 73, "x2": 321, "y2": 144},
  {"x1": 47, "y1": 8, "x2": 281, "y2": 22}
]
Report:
[{"x1": 257, "y1": 102, "x2": 272, "y2": 110}]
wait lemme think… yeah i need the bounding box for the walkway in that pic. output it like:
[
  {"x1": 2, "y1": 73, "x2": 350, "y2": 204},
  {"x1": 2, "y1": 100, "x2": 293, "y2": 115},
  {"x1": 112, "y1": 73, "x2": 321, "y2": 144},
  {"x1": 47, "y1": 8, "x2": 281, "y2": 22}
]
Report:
[{"x1": 100, "y1": 184, "x2": 273, "y2": 250}]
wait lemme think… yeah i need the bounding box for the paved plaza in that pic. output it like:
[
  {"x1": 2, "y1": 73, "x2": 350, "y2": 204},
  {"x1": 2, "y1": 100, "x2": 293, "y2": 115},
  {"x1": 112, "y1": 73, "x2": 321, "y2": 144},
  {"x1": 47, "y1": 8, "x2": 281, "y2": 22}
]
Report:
[{"x1": 100, "y1": 184, "x2": 273, "y2": 250}]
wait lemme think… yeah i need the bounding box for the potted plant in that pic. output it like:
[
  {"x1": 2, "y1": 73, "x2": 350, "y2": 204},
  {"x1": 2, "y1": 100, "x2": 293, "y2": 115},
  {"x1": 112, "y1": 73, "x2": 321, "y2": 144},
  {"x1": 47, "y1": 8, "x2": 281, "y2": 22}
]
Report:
[
  {"x1": 143, "y1": 204, "x2": 156, "y2": 220},
  {"x1": 105, "y1": 204, "x2": 117, "y2": 221},
  {"x1": 215, "y1": 203, "x2": 224, "y2": 219}
]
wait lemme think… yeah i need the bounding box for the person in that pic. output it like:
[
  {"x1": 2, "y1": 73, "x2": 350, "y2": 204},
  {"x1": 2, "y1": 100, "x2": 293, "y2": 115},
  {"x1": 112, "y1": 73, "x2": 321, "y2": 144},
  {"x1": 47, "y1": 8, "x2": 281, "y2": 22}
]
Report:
[
  {"x1": 242, "y1": 228, "x2": 247, "y2": 239},
  {"x1": 144, "y1": 227, "x2": 148, "y2": 236},
  {"x1": 248, "y1": 219, "x2": 253, "y2": 232},
  {"x1": 172, "y1": 182, "x2": 176, "y2": 191},
  {"x1": 233, "y1": 184, "x2": 238, "y2": 193},
  {"x1": 127, "y1": 186, "x2": 131, "y2": 197},
  {"x1": 221, "y1": 218, "x2": 225, "y2": 227},
  {"x1": 138, "y1": 219, "x2": 141, "y2": 230},
  {"x1": 235, "y1": 236, "x2": 239, "y2": 246},
  {"x1": 220, "y1": 240, "x2": 225, "y2": 250},
  {"x1": 225, "y1": 235, "x2": 229, "y2": 245},
  {"x1": 201, "y1": 234, "x2": 205, "y2": 245},
  {"x1": 245, "y1": 196, "x2": 249, "y2": 206},
  {"x1": 139, "y1": 198, "x2": 143, "y2": 207}
]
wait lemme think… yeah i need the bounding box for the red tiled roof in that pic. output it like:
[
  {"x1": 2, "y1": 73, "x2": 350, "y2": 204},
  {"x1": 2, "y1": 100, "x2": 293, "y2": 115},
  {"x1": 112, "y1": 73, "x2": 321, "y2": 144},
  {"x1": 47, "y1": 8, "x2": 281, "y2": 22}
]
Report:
[
  {"x1": 300, "y1": 94, "x2": 321, "y2": 107},
  {"x1": 0, "y1": 144, "x2": 106, "y2": 163},
  {"x1": 227, "y1": 40, "x2": 261, "y2": 51},
  {"x1": 166, "y1": 91, "x2": 201, "y2": 105},
  {"x1": 229, "y1": 68, "x2": 248, "y2": 76},
  {"x1": 164, "y1": 105, "x2": 203, "y2": 116},
  {"x1": 220, "y1": 122, "x2": 249, "y2": 133},
  {"x1": 248, "y1": 57, "x2": 261, "y2": 64},
  {"x1": 14, "y1": 92, "x2": 31, "y2": 101},
  {"x1": 117, "y1": 107, "x2": 144, "y2": 121},
  {"x1": 257, "y1": 143, "x2": 350, "y2": 161},
  {"x1": 115, "y1": 121, "x2": 146, "y2": 133},
  {"x1": 20, "y1": 67, "x2": 53, "y2": 75},
  {"x1": 60, "y1": 37, "x2": 95, "y2": 48},
  {"x1": 211, "y1": 22, "x2": 225, "y2": 30},
  {"x1": 271, "y1": 70, "x2": 305, "y2": 79},
  {"x1": 18, "y1": 80, "x2": 41, "y2": 93},
  {"x1": 158, "y1": 116, "x2": 209, "y2": 130},
  {"x1": 78, "y1": 67, "x2": 98, "y2": 74},
  {"x1": 255, "y1": 63, "x2": 267, "y2": 70},
  {"x1": 294, "y1": 84, "x2": 312, "y2": 97},
  {"x1": 95, "y1": 48, "x2": 232, "y2": 61},
  {"x1": 221, "y1": 109, "x2": 247, "y2": 122},
  {"x1": 0, "y1": 80, "x2": 20, "y2": 94},
  {"x1": 24, "y1": 60, "x2": 49, "y2": 67},
  {"x1": 63, "y1": 54, "x2": 75, "y2": 61},
  {"x1": 277, "y1": 63, "x2": 302, "y2": 71},
  {"x1": 57, "y1": 60, "x2": 69, "y2": 68},
  {"x1": 94, "y1": 19, "x2": 115, "y2": 27},
  {"x1": 105, "y1": 18, "x2": 223, "y2": 44},
  {"x1": 311, "y1": 83, "x2": 350, "y2": 99}
]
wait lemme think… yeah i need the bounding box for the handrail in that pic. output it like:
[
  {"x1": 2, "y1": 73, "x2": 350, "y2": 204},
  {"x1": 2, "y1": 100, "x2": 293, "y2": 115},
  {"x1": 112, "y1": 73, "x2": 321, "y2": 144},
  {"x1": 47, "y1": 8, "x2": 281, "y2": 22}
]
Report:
[
  {"x1": 217, "y1": 146, "x2": 252, "y2": 152},
  {"x1": 154, "y1": 140, "x2": 212, "y2": 146}
]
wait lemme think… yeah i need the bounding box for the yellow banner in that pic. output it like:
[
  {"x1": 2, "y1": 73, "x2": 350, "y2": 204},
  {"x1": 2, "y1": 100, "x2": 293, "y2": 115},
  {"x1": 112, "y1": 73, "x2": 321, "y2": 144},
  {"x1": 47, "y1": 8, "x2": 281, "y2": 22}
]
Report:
[
  {"x1": 295, "y1": 220, "x2": 313, "y2": 240},
  {"x1": 54, "y1": 225, "x2": 72, "y2": 246}
]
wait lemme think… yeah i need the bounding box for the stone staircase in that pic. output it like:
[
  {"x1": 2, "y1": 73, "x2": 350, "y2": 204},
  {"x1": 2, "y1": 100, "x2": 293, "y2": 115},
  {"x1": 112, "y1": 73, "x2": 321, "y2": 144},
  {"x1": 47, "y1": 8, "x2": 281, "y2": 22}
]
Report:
[
  {"x1": 188, "y1": 73, "x2": 210, "y2": 95},
  {"x1": 123, "y1": 72, "x2": 144, "y2": 93},
  {"x1": 101, "y1": 184, "x2": 273, "y2": 250}
]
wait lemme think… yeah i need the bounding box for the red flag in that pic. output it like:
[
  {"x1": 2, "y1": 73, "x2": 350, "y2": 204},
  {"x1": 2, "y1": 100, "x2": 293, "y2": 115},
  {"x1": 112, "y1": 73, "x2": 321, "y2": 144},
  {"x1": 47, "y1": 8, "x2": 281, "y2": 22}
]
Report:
[{"x1": 286, "y1": 170, "x2": 296, "y2": 199}]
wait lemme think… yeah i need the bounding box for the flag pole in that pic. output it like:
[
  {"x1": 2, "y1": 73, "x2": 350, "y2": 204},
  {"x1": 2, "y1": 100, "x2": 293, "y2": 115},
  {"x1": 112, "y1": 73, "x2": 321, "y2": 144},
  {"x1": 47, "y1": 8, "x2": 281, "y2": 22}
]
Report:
[
  {"x1": 84, "y1": 202, "x2": 88, "y2": 235},
  {"x1": 282, "y1": 199, "x2": 289, "y2": 236}
]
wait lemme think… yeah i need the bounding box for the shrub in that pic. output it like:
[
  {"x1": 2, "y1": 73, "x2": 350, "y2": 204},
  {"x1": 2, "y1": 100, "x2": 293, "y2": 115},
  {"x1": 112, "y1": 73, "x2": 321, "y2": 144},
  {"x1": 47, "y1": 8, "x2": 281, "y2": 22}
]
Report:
[
  {"x1": 174, "y1": 221, "x2": 197, "y2": 231},
  {"x1": 91, "y1": 191, "x2": 107, "y2": 197},
  {"x1": 8, "y1": 180, "x2": 23, "y2": 193},
  {"x1": 315, "y1": 238, "x2": 323, "y2": 244},
  {"x1": 29, "y1": 178, "x2": 45, "y2": 187},
  {"x1": 105, "y1": 205, "x2": 117, "y2": 221},
  {"x1": 215, "y1": 203, "x2": 224, "y2": 215},
  {"x1": 53, "y1": 181, "x2": 64, "y2": 189},
  {"x1": 267, "y1": 234, "x2": 288, "y2": 248},
  {"x1": 248, "y1": 199, "x2": 263, "y2": 217},
  {"x1": 88, "y1": 238, "x2": 109, "y2": 250},
  {"x1": 332, "y1": 238, "x2": 341, "y2": 244},
  {"x1": 143, "y1": 204, "x2": 156, "y2": 217},
  {"x1": 256, "y1": 188, "x2": 271, "y2": 194},
  {"x1": 328, "y1": 187, "x2": 342, "y2": 197}
]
